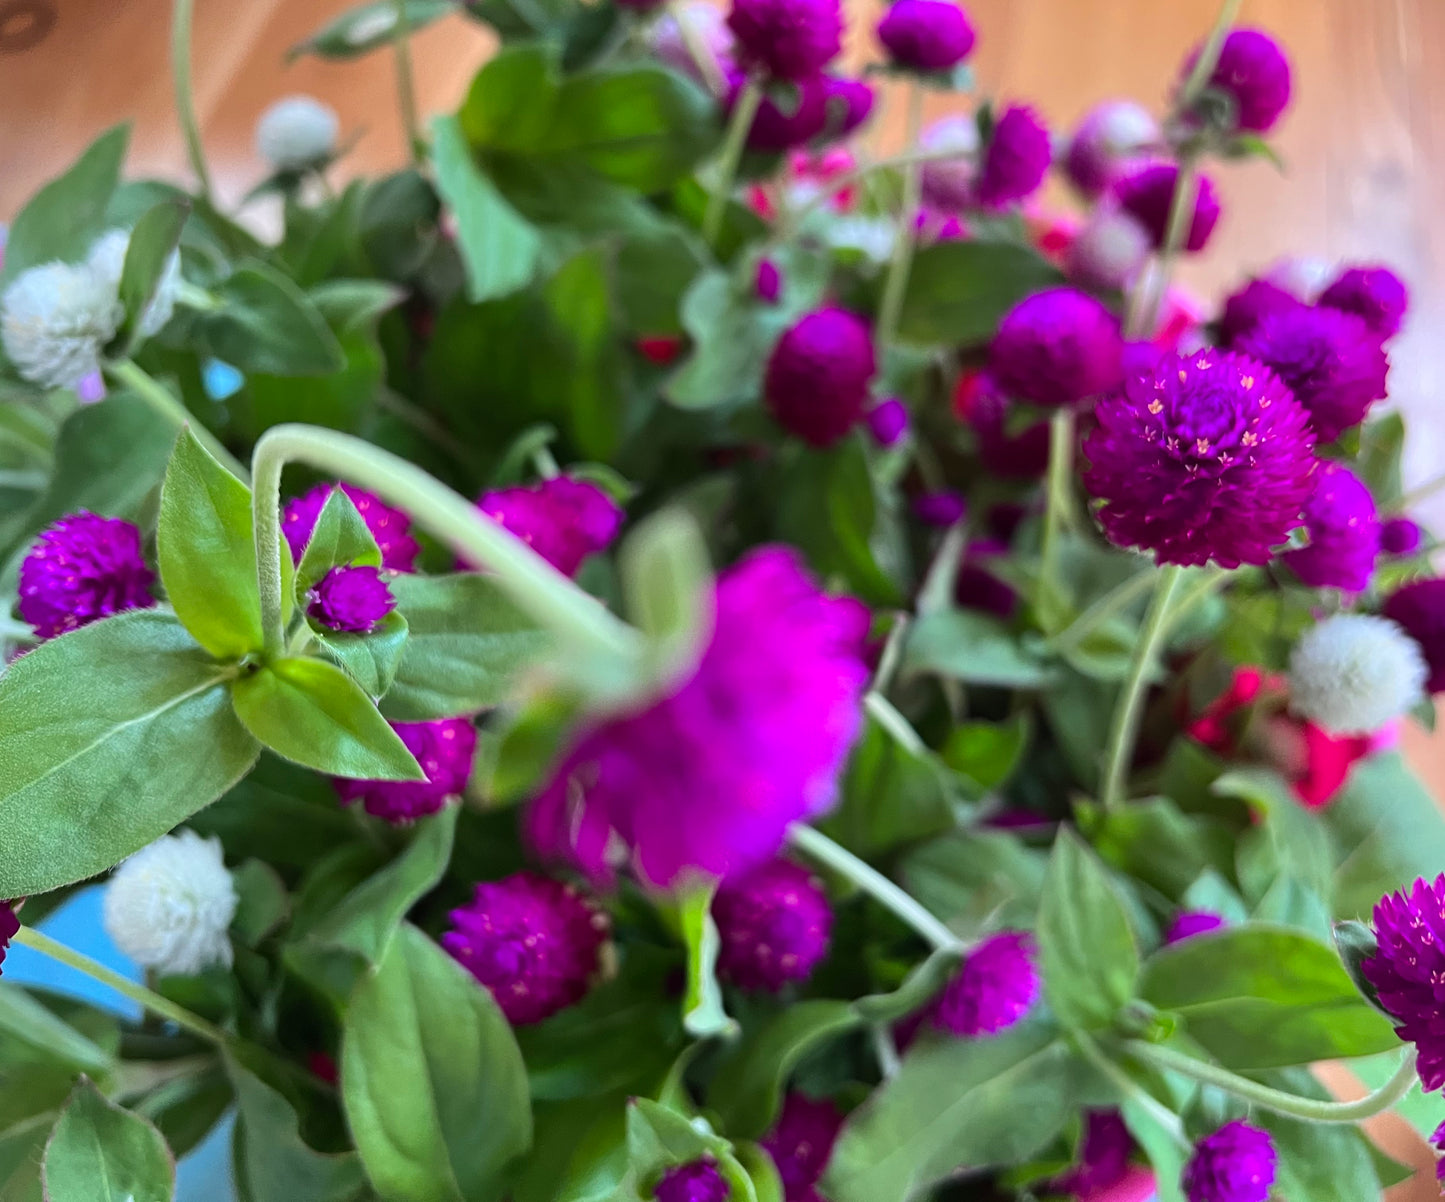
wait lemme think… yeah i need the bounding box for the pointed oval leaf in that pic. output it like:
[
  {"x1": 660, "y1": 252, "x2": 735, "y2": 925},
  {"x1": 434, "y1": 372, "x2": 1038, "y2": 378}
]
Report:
[
  {"x1": 117, "y1": 199, "x2": 189, "y2": 350},
  {"x1": 295, "y1": 486, "x2": 382, "y2": 601},
  {"x1": 41, "y1": 1078, "x2": 175, "y2": 1202}
]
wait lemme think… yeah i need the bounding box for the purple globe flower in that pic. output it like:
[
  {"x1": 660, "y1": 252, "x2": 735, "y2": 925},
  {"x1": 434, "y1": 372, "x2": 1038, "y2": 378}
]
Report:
[
  {"x1": 933, "y1": 930, "x2": 1040, "y2": 1037},
  {"x1": 1182, "y1": 1121, "x2": 1277, "y2": 1202},
  {"x1": 756, "y1": 259, "x2": 783, "y2": 303},
  {"x1": 334, "y1": 717, "x2": 477, "y2": 824},
  {"x1": 761, "y1": 1093, "x2": 844, "y2": 1201},
  {"x1": 821, "y1": 75, "x2": 875, "y2": 138},
  {"x1": 18, "y1": 513, "x2": 156, "y2": 640},
  {"x1": 1114, "y1": 162, "x2": 1222, "y2": 252},
  {"x1": 1319, "y1": 265, "x2": 1410, "y2": 339},
  {"x1": 730, "y1": 73, "x2": 829, "y2": 151},
  {"x1": 877, "y1": 0, "x2": 976, "y2": 72},
  {"x1": 527, "y1": 547, "x2": 869, "y2": 888},
  {"x1": 1083, "y1": 350, "x2": 1318, "y2": 569},
  {"x1": 1066, "y1": 205, "x2": 1152, "y2": 291},
  {"x1": 955, "y1": 540, "x2": 1018, "y2": 619},
  {"x1": 1217, "y1": 278, "x2": 1304, "y2": 346},
  {"x1": 714, "y1": 859, "x2": 832, "y2": 991},
  {"x1": 918, "y1": 116, "x2": 979, "y2": 212},
  {"x1": 1282, "y1": 461, "x2": 1380, "y2": 592},
  {"x1": 0, "y1": 903, "x2": 17, "y2": 978},
  {"x1": 442, "y1": 872, "x2": 607, "y2": 1026},
  {"x1": 866, "y1": 397, "x2": 910, "y2": 447},
  {"x1": 967, "y1": 385, "x2": 1051, "y2": 479},
  {"x1": 654, "y1": 1160, "x2": 729, "y2": 1202},
  {"x1": 476, "y1": 476, "x2": 624, "y2": 579},
  {"x1": 975, "y1": 105, "x2": 1051, "y2": 208},
  {"x1": 1065, "y1": 100, "x2": 1159, "y2": 197},
  {"x1": 1365, "y1": 874, "x2": 1445, "y2": 1090},
  {"x1": 1189, "y1": 28, "x2": 1292, "y2": 133},
  {"x1": 913, "y1": 491, "x2": 967, "y2": 528},
  {"x1": 990, "y1": 288, "x2": 1124, "y2": 408},
  {"x1": 727, "y1": 0, "x2": 842, "y2": 81},
  {"x1": 1381, "y1": 517, "x2": 1423, "y2": 557},
  {"x1": 1234, "y1": 305, "x2": 1390, "y2": 443},
  {"x1": 764, "y1": 308, "x2": 877, "y2": 447},
  {"x1": 307, "y1": 565, "x2": 395, "y2": 634},
  {"x1": 1052, "y1": 1111, "x2": 1135, "y2": 1195},
  {"x1": 1382, "y1": 579, "x2": 1445, "y2": 694},
  {"x1": 284, "y1": 483, "x2": 420, "y2": 573},
  {"x1": 1165, "y1": 910, "x2": 1226, "y2": 944}
]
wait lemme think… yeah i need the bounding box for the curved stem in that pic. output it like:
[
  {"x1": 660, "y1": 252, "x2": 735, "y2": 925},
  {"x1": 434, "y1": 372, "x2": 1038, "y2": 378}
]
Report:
[
  {"x1": 1133, "y1": 1041, "x2": 1418, "y2": 1124},
  {"x1": 1100, "y1": 564, "x2": 1183, "y2": 810},
  {"x1": 1037, "y1": 408, "x2": 1078, "y2": 632},
  {"x1": 789, "y1": 824, "x2": 962, "y2": 952},
  {"x1": 106, "y1": 360, "x2": 247, "y2": 481},
  {"x1": 1046, "y1": 570, "x2": 1156, "y2": 655},
  {"x1": 392, "y1": 0, "x2": 423, "y2": 167},
  {"x1": 703, "y1": 77, "x2": 764, "y2": 248},
  {"x1": 170, "y1": 0, "x2": 214, "y2": 204},
  {"x1": 1074, "y1": 1032, "x2": 1191, "y2": 1150},
  {"x1": 874, "y1": 86, "x2": 927, "y2": 349}
]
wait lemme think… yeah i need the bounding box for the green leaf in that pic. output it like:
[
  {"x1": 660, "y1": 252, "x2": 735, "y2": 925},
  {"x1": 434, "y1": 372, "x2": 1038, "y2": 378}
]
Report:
[
  {"x1": 0, "y1": 1113, "x2": 50, "y2": 1202},
  {"x1": 0, "y1": 985, "x2": 115, "y2": 1079},
  {"x1": 309, "y1": 279, "x2": 406, "y2": 333},
  {"x1": 41, "y1": 1079, "x2": 174, "y2": 1202},
  {"x1": 1037, "y1": 829, "x2": 1140, "y2": 1030},
  {"x1": 1138, "y1": 925, "x2": 1400, "y2": 1068},
  {"x1": 1079, "y1": 796, "x2": 1234, "y2": 901},
  {"x1": 290, "y1": 0, "x2": 456, "y2": 58},
  {"x1": 901, "y1": 831, "x2": 1047, "y2": 936},
  {"x1": 131, "y1": 1064, "x2": 233, "y2": 1160},
  {"x1": 905, "y1": 610, "x2": 1055, "y2": 688},
  {"x1": 203, "y1": 263, "x2": 346, "y2": 376},
  {"x1": 230, "y1": 656, "x2": 424, "y2": 780},
  {"x1": 116, "y1": 200, "x2": 188, "y2": 351},
  {"x1": 0, "y1": 611, "x2": 259, "y2": 896},
  {"x1": 294, "y1": 487, "x2": 382, "y2": 601},
  {"x1": 940, "y1": 716, "x2": 1030, "y2": 792},
  {"x1": 895, "y1": 240, "x2": 1064, "y2": 347},
  {"x1": 230, "y1": 859, "x2": 289, "y2": 946},
  {"x1": 624, "y1": 1098, "x2": 740, "y2": 1194},
  {"x1": 157, "y1": 428, "x2": 265, "y2": 658},
  {"x1": 677, "y1": 883, "x2": 736, "y2": 1040},
  {"x1": 315, "y1": 611, "x2": 410, "y2": 699},
  {"x1": 342, "y1": 924, "x2": 532, "y2": 1202}
]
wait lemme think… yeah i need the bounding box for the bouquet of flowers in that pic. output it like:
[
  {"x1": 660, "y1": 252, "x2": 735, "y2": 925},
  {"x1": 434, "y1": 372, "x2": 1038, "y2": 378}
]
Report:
[{"x1": 2, "y1": 0, "x2": 1444, "y2": 1198}]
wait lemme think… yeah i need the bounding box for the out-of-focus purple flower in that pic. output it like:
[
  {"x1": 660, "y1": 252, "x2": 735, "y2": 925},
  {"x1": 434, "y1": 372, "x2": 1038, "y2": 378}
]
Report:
[
  {"x1": 965, "y1": 384, "x2": 1051, "y2": 479},
  {"x1": 475, "y1": 476, "x2": 624, "y2": 580},
  {"x1": 933, "y1": 930, "x2": 1040, "y2": 1037},
  {"x1": 1318, "y1": 265, "x2": 1410, "y2": 339},
  {"x1": 877, "y1": 0, "x2": 976, "y2": 72},
  {"x1": 1182, "y1": 1121, "x2": 1277, "y2": 1202},
  {"x1": 654, "y1": 1160, "x2": 730, "y2": 1202},
  {"x1": 307, "y1": 565, "x2": 395, "y2": 634},
  {"x1": 762, "y1": 1093, "x2": 844, "y2": 1201},
  {"x1": 651, "y1": 3, "x2": 736, "y2": 81},
  {"x1": 727, "y1": 0, "x2": 842, "y2": 81},
  {"x1": 756, "y1": 259, "x2": 783, "y2": 303},
  {"x1": 1083, "y1": 350, "x2": 1317, "y2": 568},
  {"x1": 1217, "y1": 277, "x2": 1304, "y2": 345},
  {"x1": 17, "y1": 513, "x2": 155, "y2": 640},
  {"x1": 0, "y1": 903, "x2": 17, "y2": 978},
  {"x1": 442, "y1": 872, "x2": 607, "y2": 1026},
  {"x1": 1188, "y1": 28, "x2": 1292, "y2": 133},
  {"x1": 1381, "y1": 517, "x2": 1422, "y2": 557},
  {"x1": 528, "y1": 548, "x2": 869, "y2": 888},
  {"x1": 1234, "y1": 305, "x2": 1390, "y2": 443},
  {"x1": 955, "y1": 539, "x2": 1017, "y2": 618},
  {"x1": 990, "y1": 287, "x2": 1124, "y2": 407},
  {"x1": 714, "y1": 859, "x2": 832, "y2": 991},
  {"x1": 1165, "y1": 911, "x2": 1226, "y2": 944},
  {"x1": 730, "y1": 73, "x2": 830, "y2": 150},
  {"x1": 1365, "y1": 873, "x2": 1445, "y2": 1090},
  {"x1": 913, "y1": 491, "x2": 967, "y2": 527},
  {"x1": 821, "y1": 75, "x2": 876, "y2": 137},
  {"x1": 334, "y1": 718, "x2": 476, "y2": 824},
  {"x1": 1114, "y1": 162, "x2": 1222, "y2": 253},
  {"x1": 764, "y1": 308, "x2": 877, "y2": 447},
  {"x1": 919, "y1": 115, "x2": 979, "y2": 212},
  {"x1": 1282, "y1": 461, "x2": 1380, "y2": 592},
  {"x1": 1066, "y1": 205, "x2": 1152, "y2": 291},
  {"x1": 975, "y1": 105, "x2": 1051, "y2": 208},
  {"x1": 866, "y1": 398, "x2": 910, "y2": 447},
  {"x1": 1065, "y1": 100, "x2": 1160, "y2": 197},
  {"x1": 1052, "y1": 1111, "x2": 1135, "y2": 1196},
  {"x1": 1383, "y1": 579, "x2": 1445, "y2": 694},
  {"x1": 284, "y1": 483, "x2": 420, "y2": 573}
]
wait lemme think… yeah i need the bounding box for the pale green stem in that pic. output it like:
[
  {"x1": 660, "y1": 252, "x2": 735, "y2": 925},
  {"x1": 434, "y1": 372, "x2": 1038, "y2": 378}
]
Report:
[
  {"x1": 669, "y1": 0, "x2": 726, "y2": 97},
  {"x1": 171, "y1": 0, "x2": 214, "y2": 204},
  {"x1": 1037, "y1": 408, "x2": 1079, "y2": 630},
  {"x1": 1046, "y1": 571, "x2": 1156, "y2": 655},
  {"x1": 1100, "y1": 564, "x2": 1184, "y2": 810},
  {"x1": 790, "y1": 824, "x2": 962, "y2": 952},
  {"x1": 392, "y1": 0, "x2": 423, "y2": 167},
  {"x1": 1133, "y1": 1041, "x2": 1418, "y2": 1124},
  {"x1": 106, "y1": 360, "x2": 247, "y2": 481},
  {"x1": 865, "y1": 692, "x2": 929, "y2": 758},
  {"x1": 703, "y1": 77, "x2": 764, "y2": 248},
  {"x1": 871, "y1": 1024, "x2": 902, "y2": 1079},
  {"x1": 870, "y1": 614, "x2": 911, "y2": 695},
  {"x1": 1073, "y1": 1032, "x2": 1191, "y2": 1150},
  {"x1": 1161, "y1": 566, "x2": 1230, "y2": 637},
  {"x1": 874, "y1": 87, "x2": 927, "y2": 349},
  {"x1": 532, "y1": 445, "x2": 561, "y2": 480}
]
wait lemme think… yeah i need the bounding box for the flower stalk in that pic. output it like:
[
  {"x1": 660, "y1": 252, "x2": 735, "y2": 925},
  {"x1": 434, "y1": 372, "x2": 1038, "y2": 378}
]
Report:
[
  {"x1": 170, "y1": 0, "x2": 214, "y2": 205},
  {"x1": 874, "y1": 86, "x2": 927, "y2": 349},
  {"x1": 703, "y1": 76, "x2": 765, "y2": 247},
  {"x1": 392, "y1": 0, "x2": 424, "y2": 167}
]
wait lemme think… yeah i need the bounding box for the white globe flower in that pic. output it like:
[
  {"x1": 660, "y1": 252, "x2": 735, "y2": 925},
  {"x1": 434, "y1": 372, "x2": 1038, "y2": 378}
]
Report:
[
  {"x1": 1289, "y1": 613, "x2": 1427, "y2": 735},
  {"x1": 1, "y1": 260, "x2": 123, "y2": 389},
  {"x1": 86, "y1": 228, "x2": 181, "y2": 338},
  {"x1": 825, "y1": 215, "x2": 897, "y2": 264},
  {"x1": 102, "y1": 830, "x2": 237, "y2": 977},
  {"x1": 256, "y1": 95, "x2": 340, "y2": 172}
]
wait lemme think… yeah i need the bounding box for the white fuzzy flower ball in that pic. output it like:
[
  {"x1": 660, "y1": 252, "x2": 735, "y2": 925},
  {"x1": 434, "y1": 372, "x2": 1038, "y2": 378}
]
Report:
[
  {"x1": 1, "y1": 260, "x2": 123, "y2": 389},
  {"x1": 1067, "y1": 206, "x2": 1151, "y2": 290},
  {"x1": 256, "y1": 95, "x2": 340, "y2": 171},
  {"x1": 1289, "y1": 613, "x2": 1427, "y2": 735},
  {"x1": 86, "y1": 228, "x2": 181, "y2": 338},
  {"x1": 102, "y1": 830, "x2": 237, "y2": 977}
]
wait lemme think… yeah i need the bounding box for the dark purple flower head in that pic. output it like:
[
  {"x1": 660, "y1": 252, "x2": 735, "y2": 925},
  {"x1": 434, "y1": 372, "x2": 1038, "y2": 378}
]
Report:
[
  {"x1": 1381, "y1": 517, "x2": 1423, "y2": 557},
  {"x1": 1319, "y1": 266, "x2": 1410, "y2": 339},
  {"x1": 756, "y1": 259, "x2": 783, "y2": 303},
  {"x1": 765, "y1": 308, "x2": 877, "y2": 447},
  {"x1": 955, "y1": 540, "x2": 1017, "y2": 618},
  {"x1": 1282, "y1": 461, "x2": 1380, "y2": 592},
  {"x1": 913, "y1": 491, "x2": 967, "y2": 528},
  {"x1": 1065, "y1": 100, "x2": 1159, "y2": 197},
  {"x1": 714, "y1": 859, "x2": 832, "y2": 991},
  {"x1": 442, "y1": 871, "x2": 607, "y2": 1026},
  {"x1": 1235, "y1": 305, "x2": 1390, "y2": 443},
  {"x1": 821, "y1": 75, "x2": 875, "y2": 138},
  {"x1": 866, "y1": 398, "x2": 910, "y2": 447},
  {"x1": 1165, "y1": 910, "x2": 1226, "y2": 944},
  {"x1": 476, "y1": 476, "x2": 624, "y2": 579},
  {"x1": 1114, "y1": 162, "x2": 1222, "y2": 253},
  {"x1": 284, "y1": 483, "x2": 420, "y2": 573},
  {"x1": 727, "y1": 0, "x2": 842, "y2": 81},
  {"x1": 1182, "y1": 1121, "x2": 1277, "y2": 1202},
  {"x1": 918, "y1": 116, "x2": 979, "y2": 212},
  {"x1": 1382, "y1": 579, "x2": 1445, "y2": 694},
  {"x1": 1052, "y1": 1111, "x2": 1134, "y2": 1195},
  {"x1": 1365, "y1": 874, "x2": 1445, "y2": 1089},
  {"x1": 334, "y1": 718, "x2": 477, "y2": 824},
  {"x1": 975, "y1": 105, "x2": 1051, "y2": 208},
  {"x1": 527, "y1": 548, "x2": 869, "y2": 888},
  {"x1": 967, "y1": 386, "x2": 1051, "y2": 479},
  {"x1": 0, "y1": 903, "x2": 18, "y2": 977},
  {"x1": 991, "y1": 288, "x2": 1124, "y2": 407},
  {"x1": 1083, "y1": 350, "x2": 1318, "y2": 569},
  {"x1": 307, "y1": 565, "x2": 395, "y2": 634},
  {"x1": 877, "y1": 0, "x2": 976, "y2": 72},
  {"x1": 1218, "y1": 278, "x2": 1304, "y2": 346},
  {"x1": 18, "y1": 513, "x2": 156, "y2": 640},
  {"x1": 934, "y1": 930, "x2": 1040, "y2": 1037},
  {"x1": 727, "y1": 72, "x2": 829, "y2": 151},
  {"x1": 1190, "y1": 28, "x2": 1292, "y2": 133},
  {"x1": 654, "y1": 1160, "x2": 729, "y2": 1202},
  {"x1": 762, "y1": 1093, "x2": 844, "y2": 1200}
]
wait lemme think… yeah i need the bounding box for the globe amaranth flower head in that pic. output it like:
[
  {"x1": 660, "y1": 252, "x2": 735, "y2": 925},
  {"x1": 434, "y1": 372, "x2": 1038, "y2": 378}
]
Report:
[
  {"x1": 475, "y1": 476, "x2": 624, "y2": 579},
  {"x1": 1383, "y1": 579, "x2": 1445, "y2": 693},
  {"x1": 714, "y1": 859, "x2": 832, "y2": 991},
  {"x1": 1, "y1": 259, "x2": 123, "y2": 389},
  {"x1": 933, "y1": 930, "x2": 1040, "y2": 1037},
  {"x1": 1281, "y1": 461, "x2": 1380, "y2": 592},
  {"x1": 1051, "y1": 1111, "x2": 1134, "y2": 1196},
  {"x1": 1182, "y1": 1121, "x2": 1277, "y2": 1202},
  {"x1": 729, "y1": 72, "x2": 828, "y2": 151},
  {"x1": 726, "y1": 0, "x2": 842, "y2": 81},
  {"x1": 821, "y1": 75, "x2": 875, "y2": 138},
  {"x1": 1365, "y1": 874, "x2": 1445, "y2": 1091},
  {"x1": 653, "y1": 1159, "x2": 729, "y2": 1202},
  {"x1": 1287, "y1": 613, "x2": 1426, "y2": 735},
  {"x1": 1083, "y1": 350, "x2": 1318, "y2": 569},
  {"x1": 334, "y1": 717, "x2": 477, "y2": 823},
  {"x1": 990, "y1": 287, "x2": 1124, "y2": 407},
  {"x1": 0, "y1": 903, "x2": 18, "y2": 978},
  {"x1": 442, "y1": 871, "x2": 608, "y2": 1026},
  {"x1": 86, "y1": 228, "x2": 180, "y2": 339},
  {"x1": 1114, "y1": 162, "x2": 1222, "y2": 253},
  {"x1": 18, "y1": 513, "x2": 156, "y2": 640},
  {"x1": 1165, "y1": 910, "x2": 1226, "y2": 944},
  {"x1": 974, "y1": 105, "x2": 1051, "y2": 208},
  {"x1": 1187, "y1": 28, "x2": 1292, "y2": 134},
  {"x1": 958, "y1": 374, "x2": 1050, "y2": 479},
  {"x1": 528, "y1": 547, "x2": 869, "y2": 888},
  {"x1": 866, "y1": 397, "x2": 910, "y2": 447},
  {"x1": 762, "y1": 1093, "x2": 844, "y2": 1201},
  {"x1": 877, "y1": 0, "x2": 976, "y2": 73},
  {"x1": 1217, "y1": 277, "x2": 1303, "y2": 345},
  {"x1": 102, "y1": 831, "x2": 237, "y2": 978},
  {"x1": 1066, "y1": 205, "x2": 1152, "y2": 291},
  {"x1": 918, "y1": 115, "x2": 980, "y2": 212},
  {"x1": 256, "y1": 95, "x2": 340, "y2": 171},
  {"x1": 307, "y1": 565, "x2": 395, "y2": 634},
  {"x1": 1065, "y1": 100, "x2": 1160, "y2": 197},
  {"x1": 1380, "y1": 516, "x2": 1422, "y2": 557},
  {"x1": 1318, "y1": 265, "x2": 1410, "y2": 339},
  {"x1": 283, "y1": 482, "x2": 420, "y2": 572},
  {"x1": 765, "y1": 307, "x2": 877, "y2": 447}
]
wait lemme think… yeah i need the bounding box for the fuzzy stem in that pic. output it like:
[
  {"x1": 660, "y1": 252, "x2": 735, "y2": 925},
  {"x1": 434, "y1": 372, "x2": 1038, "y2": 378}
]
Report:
[
  {"x1": 171, "y1": 0, "x2": 213, "y2": 203},
  {"x1": 875, "y1": 87, "x2": 927, "y2": 349},
  {"x1": 1099, "y1": 564, "x2": 1184, "y2": 810},
  {"x1": 107, "y1": 360, "x2": 247, "y2": 481},
  {"x1": 703, "y1": 77, "x2": 764, "y2": 248},
  {"x1": 1073, "y1": 1032, "x2": 1191, "y2": 1150},
  {"x1": 1037, "y1": 408, "x2": 1078, "y2": 630},
  {"x1": 789, "y1": 824, "x2": 962, "y2": 952},
  {"x1": 1046, "y1": 571, "x2": 1156, "y2": 655},
  {"x1": 1132, "y1": 1042, "x2": 1418, "y2": 1124},
  {"x1": 392, "y1": 0, "x2": 423, "y2": 167}
]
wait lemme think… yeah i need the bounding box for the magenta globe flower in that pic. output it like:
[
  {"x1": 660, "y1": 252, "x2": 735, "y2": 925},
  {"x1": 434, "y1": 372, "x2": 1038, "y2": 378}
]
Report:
[
  {"x1": 967, "y1": 386, "x2": 1050, "y2": 479},
  {"x1": 334, "y1": 717, "x2": 476, "y2": 824},
  {"x1": 990, "y1": 288, "x2": 1124, "y2": 407},
  {"x1": 762, "y1": 1093, "x2": 844, "y2": 1201},
  {"x1": 1383, "y1": 579, "x2": 1445, "y2": 694},
  {"x1": 475, "y1": 476, "x2": 624, "y2": 579},
  {"x1": 442, "y1": 872, "x2": 607, "y2": 1026},
  {"x1": 714, "y1": 859, "x2": 832, "y2": 991},
  {"x1": 913, "y1": 491, "x2": 967, "y2": 527},
  {"x1": 1115, "y1": 162, "x2": 1222, "y2": 252},
  {"x1": 1189, "y1": 28, "x2": 1292, "y2": 133},
  {"x1": 866, "y1": 397, "x2": 910, "y2": 447},
  {"x1": 1217, "y1": 277, "x2": 1304, "y2": 345},
  {"x1": 877, "y1": 0, "x2": 976, "y2": 73},
  {"x1": 933, "y1": 930, "x2": 1040, "y2": 1037},
  {"x1": 975, "y1": 105, "x2": 1051, "y2": 208},
  {"x1": 0, "y1": 903, "x2": 17, "y2": 977},
  {"x1": 1164, "y1": 911, "x2": 1226, "y2": 944},
  {"x1": 1365, "y1": 874, "x2": 1445, "y2": 1089},
  {"x1": 17, "y1": 513, "x2": 156, "y2": 640},
  {"x1": 1182, "y1": 1121, "x2": 1277, "y2": 1202},
  {"x1": 729, "y1": 72, "x2": 829, "y2": 150},
  {"x1": 654, "y1": 1160, "x2": 729, "y2": 1202},
  {"x1": 307, "y1": 565, "x2": 395, "y2": 634},
  {"x1": 1282, "y1": 461, "x2": 1380, "y2": 592},
  {"x1": 1381, "y1": 517, "x2": 1423, "y2": 557},
  {"x1": 1319, "y1": 265, "x2": 1410, "y2": 339},
  {"x1": 821, "y1": 75, "x2": 876, "y2": 137},
  {"x1": 1051, "y1": 1111, "x2": 1134, "y2": 1196},
  {"x1": 1065, "y1": 100, "x2": 1159, "y2": 197},
  {"x1": 283, "y1": 483, "x2": 420, "y2": 573},
  {"x1": 1083, "y1": 350, "x2": 1317, "y2": 568},
  {"x1": 527, "y1": 547, "x2": 869, "y2": 888},
  {"x1": 727, "y1": 0, "x2": 842, "y2": 81},
  {"x1": 764, "y1": 308, "x2": 877, "y2": 447}
]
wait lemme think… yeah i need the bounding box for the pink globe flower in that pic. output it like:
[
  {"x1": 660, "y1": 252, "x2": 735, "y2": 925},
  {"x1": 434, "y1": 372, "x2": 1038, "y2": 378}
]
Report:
[
  {"x1": 975, "y1": 105, "x2": 1052, "y2": 208},
  {"x1": 1281, "y1": 461, "x2": 1380, "y2": 592},
  {"x1": 764, "y1": 308, "x2": 877, "y2": 447},
  {"x1": 333, "y1": 717, "x2": 476, "y2": 824},
  {"x1": 877, "y1": 0, "x2": 976, "y2": 73},
  {"x1": 283, "y1": 483, "x2": 420, "y2": 573},
  {"x1": 18, "y1": 513, "x2": 156, "y2": 640},
  {"x1": 990, "y1": 288, "x2": 1124, "y2": 408},
  {"x1": 1187, "y1": 28, "x2": 1292, "y2": 133},
  {"x1": 727, "y1": 0, "x2": 842, "y2": 82},
  {"x1": 1114, "y1": 162, "x2": 1222, "y2": 253},
  {"x1": 933, "y1": 930, "x2": 1040, "y2": 1036},
  {"x1": 307, "y1": 565, "x2": 395, "y2": 634},
  {"x1": 714, "y1": 859, "x2": 832, "y2": 990},
  {"x1": 475, "y1": 476, "x2": 624, "y2": 579}
]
